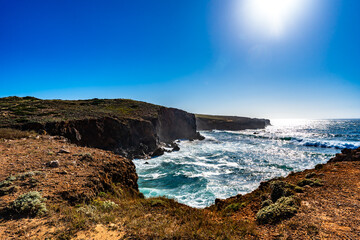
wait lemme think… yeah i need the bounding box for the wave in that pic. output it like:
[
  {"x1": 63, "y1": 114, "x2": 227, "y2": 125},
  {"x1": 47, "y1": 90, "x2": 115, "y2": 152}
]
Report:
[
  {"x1": 300, "y1": 140, "x2": 360, "y2": 150},
  {"x1": 203, "y1": 130, "x2": 360, "y2": 150}
]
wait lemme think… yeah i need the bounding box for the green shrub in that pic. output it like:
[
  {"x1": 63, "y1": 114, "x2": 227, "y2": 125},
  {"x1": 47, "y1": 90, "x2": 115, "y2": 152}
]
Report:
[
  {"x1": 76, "y1": 205, "x2": 97, "y2": 218},
  {"x1": 6, "y1": 175, "x2": 17, "y2": 181},
  {"x1": 0, "y1": 185, "x2": 18, "y2": 196},
  {"x1": 225, "y1": 202, "x2": 247, "y2": 212},
  {"x1": 97, "y1": 200, "x2": 118, "y2": 211},
  {"x1": 256, "y1": 196, "x2": 300, "y2": 224},
  {"x1": 98, "y1": 192, "x2": 107, "y2": 198},
  {"x1": 270, "y1": 181, "x2": 286, "y2": 202},
  {"x1": 11, "y1": 191, "x2": 47, "y2": 216},
  {"x1": 149, "y1": 199, "x2": 166, "y2": 207},
  {"x1": 16, "y1": 171, "x2": 43, "y2": 180},
  {"x1": 0, "y1": 180, "x2": 12, "y2": 188},
  {"x1": 297, "y1": 178, "x2": 323, "y2": 187},
  {"x1": 294, "y1": 186, "x2": 304, "y2": 193},
  {"x1": 261, "y1": 199, "x2": 273, "y2": 208}
]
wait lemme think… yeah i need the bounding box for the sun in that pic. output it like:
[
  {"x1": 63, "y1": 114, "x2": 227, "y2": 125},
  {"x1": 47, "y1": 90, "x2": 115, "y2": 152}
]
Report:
[{"x1": 240, "y1": 0, "x2": 308, "y2": 38}]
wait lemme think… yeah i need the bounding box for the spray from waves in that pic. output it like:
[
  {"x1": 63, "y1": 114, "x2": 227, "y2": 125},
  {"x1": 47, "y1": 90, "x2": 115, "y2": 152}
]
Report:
[
  {"x1": 134, "y1": 119, "x2": 360, "y2": 208},
  {"x1": 219, "y1": 130, "x2": 360, "y2": 150}
]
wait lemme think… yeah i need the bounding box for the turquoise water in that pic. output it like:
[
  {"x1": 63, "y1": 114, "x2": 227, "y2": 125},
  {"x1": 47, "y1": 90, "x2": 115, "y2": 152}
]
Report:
[{"x1": 133, "y1": 119, "x2": 360, "y2": 208}]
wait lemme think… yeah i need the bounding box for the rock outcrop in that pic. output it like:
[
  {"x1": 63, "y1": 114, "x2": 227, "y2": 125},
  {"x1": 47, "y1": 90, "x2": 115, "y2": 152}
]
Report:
[
  {"x1": 16, "y1": 106, "x2": 203, "y2": 159},
  {"x1": 328, "y1": 147, "x2": 360, "y2": 162},
  {"x1": 156, "y1": 107, "x2": 203, "y2": 143},
  {"x1": 196, "y1": 114, "x2": 270, "y2": 131}
]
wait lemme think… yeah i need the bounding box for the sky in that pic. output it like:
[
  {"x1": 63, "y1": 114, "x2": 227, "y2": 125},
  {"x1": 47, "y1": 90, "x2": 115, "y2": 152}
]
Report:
[{"x1": 1, "y1": 0, "x2": 359, "y2": 118}]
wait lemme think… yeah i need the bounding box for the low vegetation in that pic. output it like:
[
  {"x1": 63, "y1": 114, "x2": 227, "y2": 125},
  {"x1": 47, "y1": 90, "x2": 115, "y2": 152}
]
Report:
[
  {"x1": 11, "y1": 191, "x2": 47, "y2": 216},
  {"x1": 297, "y1": 178, "x2": 323, "y2": 187},
  {"x1": 256, "y1": 180, "x2": 301, "y2": 224},
  {"x1": 0, "y1": 128, "x2": 35, "y2": 139},
  {"x1": 53, "y1": 196, "x2": 257, "y2": 239},
  {"x1": 0, "y1": 96, "x2": 162, "y2": 128},
  {"x1": 256, "y1": 196, "x2": 300, "y2": 224}
]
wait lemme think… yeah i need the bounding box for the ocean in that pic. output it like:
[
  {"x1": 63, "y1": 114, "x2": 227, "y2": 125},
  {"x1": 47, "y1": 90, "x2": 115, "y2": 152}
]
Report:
[{"x1": 133, "y1": 119, "x2": 360, "y2": 208}]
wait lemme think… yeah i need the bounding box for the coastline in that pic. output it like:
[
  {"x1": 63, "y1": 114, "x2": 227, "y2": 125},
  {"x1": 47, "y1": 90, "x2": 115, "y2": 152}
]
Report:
[
  {"x1": 0, "y1": 132, "x2": 359, "y2": 239},
  {"x1": 0, "y1": 97, "x2": 358, "y2": 239}
]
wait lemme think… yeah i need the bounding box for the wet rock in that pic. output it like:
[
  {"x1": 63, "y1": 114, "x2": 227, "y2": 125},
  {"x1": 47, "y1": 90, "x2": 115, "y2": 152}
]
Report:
[
  {"x1": 170, "y1": 142, "x2": 180, "y2": 151},
  {"x1": 151, "y1": 148, "x2": 165, "y2": 157}
]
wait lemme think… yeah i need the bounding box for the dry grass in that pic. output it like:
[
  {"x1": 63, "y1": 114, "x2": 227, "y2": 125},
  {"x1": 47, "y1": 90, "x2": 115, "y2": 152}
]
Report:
[
  {"x1": 0, "y1": 128, "x2": 35, "y2": 139},
  {"x1": 53, "y1": 195, "x2": 257, "y2": 240}
]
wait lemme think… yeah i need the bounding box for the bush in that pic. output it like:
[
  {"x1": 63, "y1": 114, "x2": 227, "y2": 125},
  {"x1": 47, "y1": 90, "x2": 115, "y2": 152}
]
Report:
[
  {"x1": 149, "y1": 199, "x2": 166, "y2": 207},
  {"x1": 261, "y1": 199, "x2": 273, "y2": 208},
  {"x1": 270, "y1": 181, "x2": 287, "y2": 202},
  {"x1": 294, "y1": 186, "x2": 304, "y2": 193},
  {"x1": 11, "y1": 191, "x2": 47, "y2": 216},
  {"x1": 256, "y1": 196, "x2": 300, "y2": 224},
  {"x1": 0, "y1": 185, "x2": 18, "y2": 196},
  {"x1": 225, "y1": 202, "x2": 247, "y2": 212},
  {"x1": 16, "y1": 171, "x2": 43, "y2": 180},
  {"x1": 297, "y1": 178, "x2": 323, "y2": 187}
]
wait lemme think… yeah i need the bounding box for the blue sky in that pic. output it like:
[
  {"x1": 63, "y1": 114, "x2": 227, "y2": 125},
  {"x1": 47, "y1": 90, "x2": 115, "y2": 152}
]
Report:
[{"x1": 1, "y1": 0, "x2": 359, "y2": 118}]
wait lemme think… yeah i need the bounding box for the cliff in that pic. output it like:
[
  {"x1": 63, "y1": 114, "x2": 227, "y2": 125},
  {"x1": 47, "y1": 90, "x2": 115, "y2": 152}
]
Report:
[
  {"x1": 195, "y1": 114, "x2": 271, "y2": 131},
  {"x1": 0, "y1": 97, "x2": 202, "y2": 159}
]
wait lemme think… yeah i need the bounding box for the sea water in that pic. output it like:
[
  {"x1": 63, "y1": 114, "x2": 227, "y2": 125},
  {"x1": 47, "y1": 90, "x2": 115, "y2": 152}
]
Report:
[{"x1": 133, "y1": 119, "x2": 360, "y2": 208}]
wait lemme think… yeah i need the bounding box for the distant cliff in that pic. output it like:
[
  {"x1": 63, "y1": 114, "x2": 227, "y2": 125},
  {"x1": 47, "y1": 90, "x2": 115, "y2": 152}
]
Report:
[
  {"x1": 0, "y1": 97, "x2": 202, "y2": 159},
  {"x1": 195, "y1": 114, "x2": 270, "y2": 131}
]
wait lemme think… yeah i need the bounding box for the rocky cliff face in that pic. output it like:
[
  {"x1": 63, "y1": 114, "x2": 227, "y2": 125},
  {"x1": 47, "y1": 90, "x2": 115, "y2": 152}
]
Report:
[
  {"x1": 196, "y1": 115, "x2": 270, "y2": 131},
  {"x1": 156, "y1": 107, "x2": 203, "y2": 143},
  {"x1": 17, "y1": 107, "x2": 203, "y2": 159}
]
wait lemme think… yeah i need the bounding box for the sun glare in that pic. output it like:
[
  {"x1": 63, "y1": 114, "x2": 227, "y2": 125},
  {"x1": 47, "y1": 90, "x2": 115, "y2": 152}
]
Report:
[{"x1": 240, "y1": 0, "x2": 308, "y2": 38}]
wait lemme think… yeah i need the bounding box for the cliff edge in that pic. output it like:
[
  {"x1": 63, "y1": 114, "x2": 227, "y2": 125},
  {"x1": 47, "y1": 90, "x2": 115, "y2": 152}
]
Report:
[{"x1": 0, "y1": 97, "x2": 202, "y2": 159}]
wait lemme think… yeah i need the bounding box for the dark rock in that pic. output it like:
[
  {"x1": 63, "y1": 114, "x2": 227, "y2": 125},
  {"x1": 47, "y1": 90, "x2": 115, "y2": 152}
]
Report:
[
  {"x1": 172, "y1": 144, "x2": 180, "y2": 151},
  {"x1": 58, "y1": 149, "x2": 70, "y2": 154},
  {"x1": 328, "y1": 147, "x2": 360, "y2": 163},
  {"x1": 151, "y1": 147, "x2": 165, "y2": 157},
  {"x1": 47, "y1": 160, "x2": 60, "y2": 168}
]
